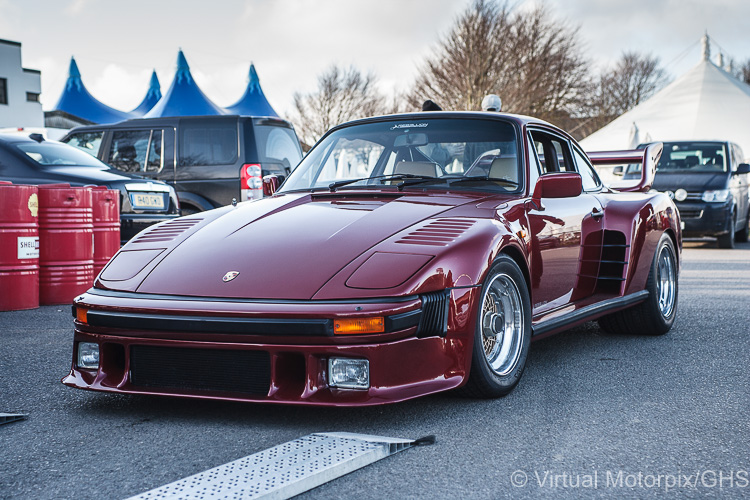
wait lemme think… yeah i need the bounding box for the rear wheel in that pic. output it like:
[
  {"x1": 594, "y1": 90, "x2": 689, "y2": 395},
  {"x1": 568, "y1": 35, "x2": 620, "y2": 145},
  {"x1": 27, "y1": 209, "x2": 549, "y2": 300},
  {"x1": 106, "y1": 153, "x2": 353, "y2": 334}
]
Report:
[
  {"x1": 462, "y1": 256, "x2": 531, "y2": 398},
  {"x1": 599, "y1": 233, "x2": 678, "y2": 335}
]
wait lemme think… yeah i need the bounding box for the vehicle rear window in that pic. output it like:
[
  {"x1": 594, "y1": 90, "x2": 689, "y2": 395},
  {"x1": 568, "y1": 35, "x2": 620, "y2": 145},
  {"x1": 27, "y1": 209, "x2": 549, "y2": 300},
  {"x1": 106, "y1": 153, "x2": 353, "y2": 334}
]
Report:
[
  {"x1": 16, "y1": 142, "x2": 108, "y2": 167},
  {"x1": 253, "y1": 124, "x2": 302, "y2": 174},
  {"x1": 179, "y1": 119, "x2": 238, "y2": 166}
]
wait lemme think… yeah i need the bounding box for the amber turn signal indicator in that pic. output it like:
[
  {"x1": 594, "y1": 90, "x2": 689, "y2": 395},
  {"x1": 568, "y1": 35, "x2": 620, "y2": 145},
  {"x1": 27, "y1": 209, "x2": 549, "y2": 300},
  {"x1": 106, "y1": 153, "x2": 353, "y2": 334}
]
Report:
[
  {"x1": 334, "y1": 317, "x2": 385, "y2": 335},
  {"x1": 76, "y1": 307, "x2": 88, "y2": 324}
]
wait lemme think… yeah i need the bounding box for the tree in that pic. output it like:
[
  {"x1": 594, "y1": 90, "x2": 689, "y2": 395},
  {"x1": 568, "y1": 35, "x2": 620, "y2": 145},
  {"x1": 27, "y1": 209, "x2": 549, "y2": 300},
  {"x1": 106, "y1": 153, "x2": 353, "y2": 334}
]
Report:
[
  {"x1": 739, "y1": 59, "x2": 750, "y2": 85},
  {"x1": 290, "y1": 65, "x2": 385, "y2": 145},
  {"x1": 594, "y1": 52, "x2": 669, "y2": 117},
  {"x1": 409, "y1": 0, "x2": 591, "y2": 124}
]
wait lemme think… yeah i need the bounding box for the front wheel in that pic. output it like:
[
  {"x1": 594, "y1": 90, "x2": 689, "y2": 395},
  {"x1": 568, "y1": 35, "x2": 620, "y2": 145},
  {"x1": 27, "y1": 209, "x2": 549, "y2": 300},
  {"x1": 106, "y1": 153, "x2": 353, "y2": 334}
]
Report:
[
  {"x1": 462, "y1": 256, "x2": 531, "y2": 398},
  {"x1": 735, "y1": 212, "x2": 750, "y2": 243},
  {"x1": 718, "y1": 213, "x2": 736, "y2": 248},
  {"x1": 599, "y1": 233, "x2": 678, "y2": 335}
]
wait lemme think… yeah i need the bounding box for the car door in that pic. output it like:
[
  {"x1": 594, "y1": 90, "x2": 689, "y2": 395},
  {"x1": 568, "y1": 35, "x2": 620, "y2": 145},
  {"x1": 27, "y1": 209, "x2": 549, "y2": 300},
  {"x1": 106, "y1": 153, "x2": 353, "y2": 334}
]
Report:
[{"x1": 526, "y1": 129, "x2": 602, "y2": 316}]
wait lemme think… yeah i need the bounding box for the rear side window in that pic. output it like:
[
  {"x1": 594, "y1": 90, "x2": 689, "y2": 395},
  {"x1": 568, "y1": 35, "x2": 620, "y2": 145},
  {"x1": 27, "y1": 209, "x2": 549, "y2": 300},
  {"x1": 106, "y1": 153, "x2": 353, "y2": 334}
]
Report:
[
  {"x1": 108, "y1": 130, "x2": 164, "y2": 173},
  {"x1": 179, "y1": 119, "x2": 238, "y2": 166},
  {"x1": 64, "y1": 131, "x2": 103, "y2": 157},
  {"x1": 254, "y1": 125, "x2": 302, "y2": 174}
]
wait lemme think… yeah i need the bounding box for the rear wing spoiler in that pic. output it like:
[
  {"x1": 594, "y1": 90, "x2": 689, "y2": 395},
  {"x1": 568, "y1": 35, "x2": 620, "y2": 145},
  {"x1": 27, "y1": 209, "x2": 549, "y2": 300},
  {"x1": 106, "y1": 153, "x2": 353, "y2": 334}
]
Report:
[{"x1": 586, "y1": 142, "x2": 663, "y2": 192}]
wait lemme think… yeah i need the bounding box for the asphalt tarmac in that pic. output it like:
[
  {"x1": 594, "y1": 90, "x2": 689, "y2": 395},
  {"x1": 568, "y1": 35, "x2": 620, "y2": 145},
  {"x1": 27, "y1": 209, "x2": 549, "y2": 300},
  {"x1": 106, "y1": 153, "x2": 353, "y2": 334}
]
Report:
[{"x1": 1, "y1": 241, "x2": 748, "y2": 499}]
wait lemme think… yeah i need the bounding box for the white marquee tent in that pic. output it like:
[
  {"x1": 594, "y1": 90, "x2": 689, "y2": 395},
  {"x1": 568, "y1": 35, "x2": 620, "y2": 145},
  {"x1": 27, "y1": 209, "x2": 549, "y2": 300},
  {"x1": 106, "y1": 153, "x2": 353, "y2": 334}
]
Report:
[{"x1": 580, "y1": 37, "x2": 750, "y2": 161}]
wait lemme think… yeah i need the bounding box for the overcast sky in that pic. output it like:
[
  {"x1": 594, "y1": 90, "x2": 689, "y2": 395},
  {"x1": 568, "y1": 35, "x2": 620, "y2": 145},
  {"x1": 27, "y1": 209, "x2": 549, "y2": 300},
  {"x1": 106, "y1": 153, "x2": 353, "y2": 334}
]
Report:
[{"x1": 3, "y1": 0, "x2": 750, "y2": 117}]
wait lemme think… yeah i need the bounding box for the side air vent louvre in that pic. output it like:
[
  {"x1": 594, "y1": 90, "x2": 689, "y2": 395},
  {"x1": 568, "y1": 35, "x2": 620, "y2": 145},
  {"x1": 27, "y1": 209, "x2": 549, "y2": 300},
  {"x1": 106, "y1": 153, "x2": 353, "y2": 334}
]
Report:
[
  {"x1": 396, "y1": 218, "x2": 476, "y2": 246},
  {"x1": 416, "y1": 290, "x2": 450, "y2": 338},
  {"x1": 132, "y1": 218, "x2": 203, "y2": 244}
]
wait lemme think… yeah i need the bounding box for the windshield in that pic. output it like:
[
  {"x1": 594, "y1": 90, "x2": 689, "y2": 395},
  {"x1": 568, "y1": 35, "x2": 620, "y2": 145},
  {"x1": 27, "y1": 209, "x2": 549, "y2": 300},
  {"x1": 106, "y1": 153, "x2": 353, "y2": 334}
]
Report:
[
  {"x1": 16, "y1": 141, "x2": 110, "y2": 168},
  {"x1": 279, "y1": 118, "x2": 520, "y2": 193}
]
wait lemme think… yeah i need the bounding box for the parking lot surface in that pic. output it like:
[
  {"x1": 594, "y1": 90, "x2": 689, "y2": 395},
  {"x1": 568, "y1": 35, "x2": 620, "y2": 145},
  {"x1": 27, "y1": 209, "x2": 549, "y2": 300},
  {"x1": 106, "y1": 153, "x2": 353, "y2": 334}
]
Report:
[{"x1": 1, "y1": 241, "x2": 749, "y2": 499}]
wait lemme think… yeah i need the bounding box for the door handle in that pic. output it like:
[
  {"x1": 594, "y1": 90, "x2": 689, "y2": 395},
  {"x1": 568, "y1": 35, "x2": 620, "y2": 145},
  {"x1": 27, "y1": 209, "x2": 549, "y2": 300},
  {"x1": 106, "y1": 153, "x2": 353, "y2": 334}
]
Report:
[{"x1": 590, "y1": 207, "x2": 604, "y2": 219}]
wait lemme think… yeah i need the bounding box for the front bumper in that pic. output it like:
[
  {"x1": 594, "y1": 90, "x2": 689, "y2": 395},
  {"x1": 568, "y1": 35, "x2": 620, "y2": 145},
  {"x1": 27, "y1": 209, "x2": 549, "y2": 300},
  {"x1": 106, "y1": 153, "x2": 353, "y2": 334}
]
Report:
[
  {"x1": 62, "y1": 288, "x2": 478, "y2": 406},
  {"x1": 676, "y1": 201, "x2": 732, "y2": 237}
]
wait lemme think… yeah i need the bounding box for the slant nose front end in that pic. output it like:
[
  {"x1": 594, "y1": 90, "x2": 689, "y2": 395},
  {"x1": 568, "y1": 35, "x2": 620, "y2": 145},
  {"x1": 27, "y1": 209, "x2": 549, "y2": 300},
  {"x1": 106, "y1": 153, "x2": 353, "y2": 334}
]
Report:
[{"x1": 63, "y1": 287, "x2": 478, "y2": 406}]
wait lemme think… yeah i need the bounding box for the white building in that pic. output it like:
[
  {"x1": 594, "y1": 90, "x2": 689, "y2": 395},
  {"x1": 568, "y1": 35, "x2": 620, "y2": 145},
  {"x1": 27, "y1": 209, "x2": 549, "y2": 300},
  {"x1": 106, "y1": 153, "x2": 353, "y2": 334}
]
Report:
[{"x1": 0, "y1": 38, "x2": 43, "y2": 128}]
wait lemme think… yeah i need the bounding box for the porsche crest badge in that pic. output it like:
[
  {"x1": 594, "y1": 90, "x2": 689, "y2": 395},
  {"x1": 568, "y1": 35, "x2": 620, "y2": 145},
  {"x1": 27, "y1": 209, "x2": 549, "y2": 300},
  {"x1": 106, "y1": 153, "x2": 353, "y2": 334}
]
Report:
[{"x1": 222, "y1": 271, "x2": 240, "y2": 282}]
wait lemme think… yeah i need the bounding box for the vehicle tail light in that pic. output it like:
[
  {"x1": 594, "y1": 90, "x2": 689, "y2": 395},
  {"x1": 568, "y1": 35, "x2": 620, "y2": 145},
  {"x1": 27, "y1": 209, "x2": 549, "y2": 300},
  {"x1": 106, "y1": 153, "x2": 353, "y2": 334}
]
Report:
[
  {"x1": 334, "y1": 317, "x2": 385, "y2": 335},
  {"x1": 240, "y1": 164, "x2": 263, "y2": 201}
]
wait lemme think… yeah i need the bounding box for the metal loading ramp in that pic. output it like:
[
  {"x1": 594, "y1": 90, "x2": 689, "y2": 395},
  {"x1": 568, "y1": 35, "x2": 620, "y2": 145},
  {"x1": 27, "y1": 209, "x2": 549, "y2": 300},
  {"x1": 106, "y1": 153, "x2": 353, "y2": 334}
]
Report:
[{"x1": 127, "y1": 432, "x2": 423, "y2": 500}]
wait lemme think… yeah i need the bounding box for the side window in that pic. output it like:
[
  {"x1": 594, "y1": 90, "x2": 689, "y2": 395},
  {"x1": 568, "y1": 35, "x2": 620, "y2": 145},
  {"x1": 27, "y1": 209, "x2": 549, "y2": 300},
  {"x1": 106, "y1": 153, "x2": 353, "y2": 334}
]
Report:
[
  {"x1": 179, "y1": 119, "x2": 238, "y2": 166},
  {"x1": 254, "y1": 125, "x2": 302, "y2": 174},
  {"x1": 108, "y1": 130, "x2": 150, "y2": 172},
  {"x1": 529, "y1": 130, "x2": 575, "y2": 173},
  {"x1": 64, "y1": 131, "x2": 103, "y2": 157},
  {"x1": 573, "y1": 147, "x2": 601, "y2": 191}
]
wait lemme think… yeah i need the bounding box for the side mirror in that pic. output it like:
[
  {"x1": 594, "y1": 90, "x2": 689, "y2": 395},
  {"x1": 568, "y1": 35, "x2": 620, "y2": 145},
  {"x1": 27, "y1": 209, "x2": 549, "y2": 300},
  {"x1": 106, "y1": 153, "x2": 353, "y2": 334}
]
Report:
[
  {"x1": 612, "y1": 165, "x2": 624, "y2": 176},
  {"x1": 532, "y1": 173, "x2": 582, "y2": 204},
  {"x1": 735, "y1": 163, "x2": 750, "y2": 175},
  {"x1": 262, "y1": 175, "x2": 283, "y2": 196}
]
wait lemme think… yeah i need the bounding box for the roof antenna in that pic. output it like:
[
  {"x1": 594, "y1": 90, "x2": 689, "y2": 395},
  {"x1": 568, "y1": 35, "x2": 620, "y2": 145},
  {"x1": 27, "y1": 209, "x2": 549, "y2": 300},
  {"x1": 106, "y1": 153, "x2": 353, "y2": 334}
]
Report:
[{"x1": 29, "y1": 133, "x2": 45, "y2": 143}]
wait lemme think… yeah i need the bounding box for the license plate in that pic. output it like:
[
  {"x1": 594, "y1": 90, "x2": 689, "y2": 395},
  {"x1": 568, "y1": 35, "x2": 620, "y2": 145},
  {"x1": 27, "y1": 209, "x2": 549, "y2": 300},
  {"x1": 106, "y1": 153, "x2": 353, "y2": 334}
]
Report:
[{"x1": 130, "y1": 193, "x2": 165, "y2": 210}]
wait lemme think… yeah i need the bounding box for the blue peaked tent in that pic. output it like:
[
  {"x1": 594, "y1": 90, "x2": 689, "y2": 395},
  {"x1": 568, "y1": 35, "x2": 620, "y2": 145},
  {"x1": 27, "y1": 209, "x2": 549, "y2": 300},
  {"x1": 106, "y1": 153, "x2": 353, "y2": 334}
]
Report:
[
  {"x1": 130, "y1": 71, "x2": 162, "y2": 116},
  {"x1": 225, "y1": 63, "x2": 279, "y2": 117},
  {"x1": 52, "y1": 57, "x2": 133, "y2": 124},
  {"x1": 144, "y1": 50, "x2": 225, "y2": 118}
]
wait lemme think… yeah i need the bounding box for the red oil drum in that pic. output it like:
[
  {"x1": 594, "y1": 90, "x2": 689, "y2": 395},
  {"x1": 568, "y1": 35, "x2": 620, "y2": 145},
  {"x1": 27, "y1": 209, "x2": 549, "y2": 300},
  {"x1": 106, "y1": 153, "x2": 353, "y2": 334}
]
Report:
[
  {"x1": 0, "y1": 182, "x2": 40, "y2": 311},
  {"x1": 38, "y1": 184, "x2": 94, "y2": 305},
  {"x1": 91, "y1": 186, "x2": 121, "y2": 276}
]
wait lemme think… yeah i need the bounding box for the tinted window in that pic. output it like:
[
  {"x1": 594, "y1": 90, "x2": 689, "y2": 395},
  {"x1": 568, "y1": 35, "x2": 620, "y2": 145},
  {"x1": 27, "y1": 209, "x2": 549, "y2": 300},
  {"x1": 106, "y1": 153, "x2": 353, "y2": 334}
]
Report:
[
  {"x1": 179, "y1": 119, "x2": 238, "y2": 166},
  {"x1": 16, "y1": 142, "x2": 108, "y2": 167},
  {"x1": 146, "y1": 130, "x2": 163, "y2": 173},
  {"x1": 108, "y1": 130, "x2": 150, "y2": 173},
  {"x1": 63, "y1": 131, "x2": 103, "y2": 157},
  {"x1": 254, "y1": 125, "x2": 302, "y2": 174},
  {"x1": 573, "y1": 147, "x2": 601, "y2": 191}
]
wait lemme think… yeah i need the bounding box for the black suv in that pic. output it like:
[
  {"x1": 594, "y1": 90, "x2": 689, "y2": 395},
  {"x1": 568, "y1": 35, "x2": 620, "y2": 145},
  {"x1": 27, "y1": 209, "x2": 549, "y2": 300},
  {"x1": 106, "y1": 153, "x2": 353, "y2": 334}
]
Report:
[
  {"x1": 61, "y1": 115, "x2": 303, "y2": 214},
  {"x1": 0, "y1": 133, "x2": 180, "y2": 242},
  {"x1": 618, "y1": 140, "x2": 750, "y2": 248}
]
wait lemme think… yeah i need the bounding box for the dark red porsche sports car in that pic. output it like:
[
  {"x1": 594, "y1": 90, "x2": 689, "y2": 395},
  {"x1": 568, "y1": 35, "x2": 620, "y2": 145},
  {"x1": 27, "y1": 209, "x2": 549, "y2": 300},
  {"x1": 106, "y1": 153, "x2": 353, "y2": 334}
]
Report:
[{"x1": 64, "y1": 112, "x2": 681, "y2": 406}]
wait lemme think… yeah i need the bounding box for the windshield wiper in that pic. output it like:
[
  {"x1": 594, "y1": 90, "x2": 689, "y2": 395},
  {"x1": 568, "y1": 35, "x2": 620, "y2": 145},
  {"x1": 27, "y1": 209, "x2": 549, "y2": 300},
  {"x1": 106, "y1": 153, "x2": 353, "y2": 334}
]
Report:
[
  {"x1": 328, "y1": 173, "x2": 435, "y2": 192},
  {"x1": 394, "y1": 175, "x2": 520, "y2": 189}
]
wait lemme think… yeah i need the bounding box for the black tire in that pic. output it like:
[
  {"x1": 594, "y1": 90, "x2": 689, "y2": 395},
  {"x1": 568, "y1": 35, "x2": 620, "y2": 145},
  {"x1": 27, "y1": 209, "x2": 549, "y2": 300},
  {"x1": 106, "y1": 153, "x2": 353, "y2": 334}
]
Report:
[
  {"x1": 598, "y1": 233, "x2": 678, "y2": 335},
  {"x1": 735, "y1": 213, "x2": 750, "y2": 243},
  {"x1": 462, "y1": 256, "x2": 532, "y2": 398},
  {"x1": 717, "y1": 212, "x2": 736, "y2": 248}
]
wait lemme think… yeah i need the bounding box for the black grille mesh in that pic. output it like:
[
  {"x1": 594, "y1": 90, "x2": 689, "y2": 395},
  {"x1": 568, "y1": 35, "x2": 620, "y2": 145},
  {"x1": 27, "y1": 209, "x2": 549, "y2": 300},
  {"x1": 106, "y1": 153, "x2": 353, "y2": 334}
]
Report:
[
  {"x1": 417, "y1": 290, "x2": 450, "y2": 338},
  {"x1": 130, "y1": 345, "x2": 270, "y2": 396}
]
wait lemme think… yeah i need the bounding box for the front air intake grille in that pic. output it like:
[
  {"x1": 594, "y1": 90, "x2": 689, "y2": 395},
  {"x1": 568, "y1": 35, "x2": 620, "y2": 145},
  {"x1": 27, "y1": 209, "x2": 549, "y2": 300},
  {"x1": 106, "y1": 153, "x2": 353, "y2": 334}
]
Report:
[
  {"x1": 416, "y1": 290, "x2": 450, "y2": 338},
  {"x1": 132, "y1": 218, "x2": 202, "y2": 244},
  {"x1": 396, "y1": 218, "x2": 476, "y2": 246},
  {"x1": 130, "y1": 345, "x2": 270, "y2": 395}
]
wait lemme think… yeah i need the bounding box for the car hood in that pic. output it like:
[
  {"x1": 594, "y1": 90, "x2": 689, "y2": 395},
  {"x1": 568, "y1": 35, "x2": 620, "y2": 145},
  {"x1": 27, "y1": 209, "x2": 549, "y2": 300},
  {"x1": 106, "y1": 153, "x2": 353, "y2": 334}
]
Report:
[
  {"x1": 652, "y1": 171, "x2": 729, "y2": 192},
  {"x1": 134, "y1": 191, "x2": 486, "y2": 300},
  {"x1": 41, "y1": 165, "x2": 146, "y2": 185}
]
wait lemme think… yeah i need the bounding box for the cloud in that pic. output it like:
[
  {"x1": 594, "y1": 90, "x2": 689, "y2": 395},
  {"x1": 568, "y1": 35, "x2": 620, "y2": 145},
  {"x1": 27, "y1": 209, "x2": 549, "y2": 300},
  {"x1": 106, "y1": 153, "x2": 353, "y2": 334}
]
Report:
[{"x1": 89, "y1": 64, "x2": 154, "y2": 111}]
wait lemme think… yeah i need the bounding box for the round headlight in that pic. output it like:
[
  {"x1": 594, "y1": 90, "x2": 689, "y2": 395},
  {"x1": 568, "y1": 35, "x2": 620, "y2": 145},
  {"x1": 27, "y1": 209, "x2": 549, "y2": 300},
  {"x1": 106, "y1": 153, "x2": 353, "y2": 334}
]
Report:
[{"x1": 674, "y1": 189, "x2": 688, "y2": 201}]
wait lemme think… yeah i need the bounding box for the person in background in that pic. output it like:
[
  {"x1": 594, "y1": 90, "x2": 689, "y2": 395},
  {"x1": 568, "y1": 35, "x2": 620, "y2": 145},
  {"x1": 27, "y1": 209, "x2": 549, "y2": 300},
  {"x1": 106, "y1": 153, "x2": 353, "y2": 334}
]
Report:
[
  {"x1": 481, "y1": 94, "x2": 502, "y2": 112},
  {"x1": 422, "y1": 100, "x2": 443, "y2": 111}
]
